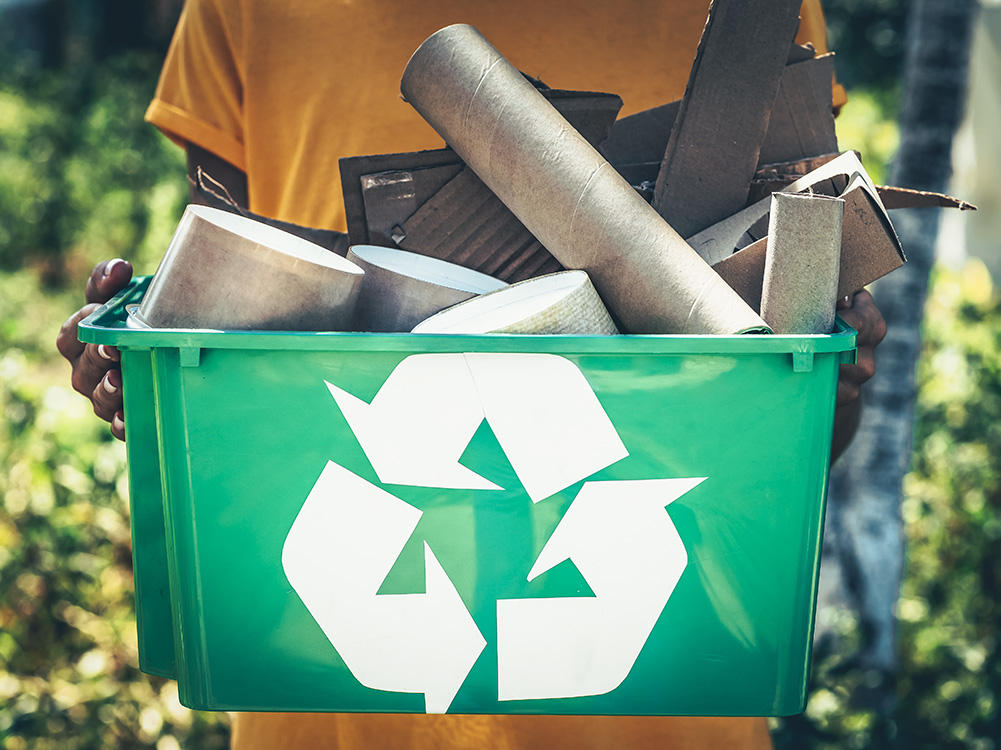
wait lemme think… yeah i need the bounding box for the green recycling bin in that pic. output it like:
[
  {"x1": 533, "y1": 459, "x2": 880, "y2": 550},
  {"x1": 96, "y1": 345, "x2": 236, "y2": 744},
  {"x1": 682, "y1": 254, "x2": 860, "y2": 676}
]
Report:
[{"x1": 80, "y1": 279, "x2": 855, "y2": 716}]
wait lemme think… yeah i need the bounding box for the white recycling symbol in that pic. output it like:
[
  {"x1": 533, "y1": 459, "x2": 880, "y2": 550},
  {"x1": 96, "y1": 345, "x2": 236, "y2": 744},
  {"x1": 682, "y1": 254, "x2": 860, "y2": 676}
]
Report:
[{"x1": 281, "y1": 353, "x2": 705, "y2": 713}]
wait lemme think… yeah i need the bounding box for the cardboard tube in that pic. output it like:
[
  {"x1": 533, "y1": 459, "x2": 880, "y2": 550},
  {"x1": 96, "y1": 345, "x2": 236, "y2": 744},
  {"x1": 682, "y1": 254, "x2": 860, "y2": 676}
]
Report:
[
  {"x1": 346, "y1": 245, "x2": 506, "y2": 332},
  {"x1": 137, "y1": 205, "x2": 363, "y2": 330},
  {"x1": 412, "y1": 271, "x2": 618, "y2": 335},
  {"x1": 759, "y1": 192, "x2": 844, "y2": 335},
  {"x1": 400, "y1": 24, "x2": 769, "y2": 335}
]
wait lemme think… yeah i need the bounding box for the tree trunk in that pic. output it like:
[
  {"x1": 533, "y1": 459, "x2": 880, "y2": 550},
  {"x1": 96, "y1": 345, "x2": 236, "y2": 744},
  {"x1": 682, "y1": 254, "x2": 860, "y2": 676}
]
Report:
[{"x1": 820, "y1": 0, "x2": 978, "y2": 687}]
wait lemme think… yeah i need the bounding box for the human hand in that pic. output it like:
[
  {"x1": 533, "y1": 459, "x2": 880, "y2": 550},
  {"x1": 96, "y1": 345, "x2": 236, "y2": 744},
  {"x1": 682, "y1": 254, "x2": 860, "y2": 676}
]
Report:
[
  {"x1": 831, "y1": 289, "x2": 887, "y2": 461},
  {"x1": 56, "y1": 259, "x2": 134, "y2": 441}
]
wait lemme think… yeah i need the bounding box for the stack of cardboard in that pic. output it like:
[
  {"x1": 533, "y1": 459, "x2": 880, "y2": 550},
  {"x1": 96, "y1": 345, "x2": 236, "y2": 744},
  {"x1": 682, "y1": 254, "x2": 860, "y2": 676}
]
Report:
[{"x1": 333, "y1": 1, "x2": 972, "y2": 336}]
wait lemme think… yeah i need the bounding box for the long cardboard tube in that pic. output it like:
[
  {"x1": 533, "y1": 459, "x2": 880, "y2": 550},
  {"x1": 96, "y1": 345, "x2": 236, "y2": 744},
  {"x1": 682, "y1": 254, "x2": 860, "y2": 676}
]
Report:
[{"x1": 400, "y1": 24, "x2": 769, "y2": 335}]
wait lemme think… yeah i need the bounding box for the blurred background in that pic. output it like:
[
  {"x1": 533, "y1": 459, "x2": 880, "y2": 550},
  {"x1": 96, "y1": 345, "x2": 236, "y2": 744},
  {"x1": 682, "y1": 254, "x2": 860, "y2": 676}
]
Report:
[{"x1": 0, "y1": 0, "x2": 997, "y2": 748}]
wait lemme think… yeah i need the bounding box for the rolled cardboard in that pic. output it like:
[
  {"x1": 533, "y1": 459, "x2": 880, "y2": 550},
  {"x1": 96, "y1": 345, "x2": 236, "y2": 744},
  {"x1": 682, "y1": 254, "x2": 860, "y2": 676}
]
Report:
[
  {"x1": 346, "y1": 245, "x2": 507, "y2": 332},
  {"x1": 400, "y1": 24, "x2": 769, "y2": 335},
  {"x1": 760, "y1": 192, "x2": 844, "y2": 335},
  {"x1": 137, "y1": 205, "x2": 364, "y2": 330},
  {"x1": 412, "y1": 271, "x2": 618, "y2": 335}
]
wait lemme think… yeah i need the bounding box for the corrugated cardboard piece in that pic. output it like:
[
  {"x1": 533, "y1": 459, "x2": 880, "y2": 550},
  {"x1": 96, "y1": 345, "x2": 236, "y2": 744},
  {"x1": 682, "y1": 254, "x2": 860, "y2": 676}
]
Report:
[
  {"x1": 400, "y1": 24, "x2": 768, "y2": 335},
  {"x1": 759, "y1": 192, "x2": 844, "y2": 334},
  {"x1": 397, "y1": 167, "x2": 563, "y2": 283},
  {"x1": 651, "y1": 0, "x2": 803, "y2": 236}
]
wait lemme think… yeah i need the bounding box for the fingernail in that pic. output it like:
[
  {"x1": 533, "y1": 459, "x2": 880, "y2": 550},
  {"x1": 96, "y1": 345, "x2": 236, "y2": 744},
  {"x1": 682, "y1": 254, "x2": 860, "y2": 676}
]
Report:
[
  {"x1": 112, "y1": 413, "x2": 125, "y2": 432},
  {"x1": 103, "y1": 259, "x2": 125, "y2": 277},
  {"x1": 98, "y1": 344, "x2": 113, "y2": 360},
  {"x1": 102, "y1": 375, "x2": 118, "y2": 394}
]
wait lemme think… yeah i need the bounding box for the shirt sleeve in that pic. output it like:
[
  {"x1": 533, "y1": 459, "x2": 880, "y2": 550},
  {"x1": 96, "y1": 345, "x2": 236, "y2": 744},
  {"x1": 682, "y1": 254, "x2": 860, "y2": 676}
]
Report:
[{"x1": 145, "y1": 0, "x2": 247, "y2": 170}]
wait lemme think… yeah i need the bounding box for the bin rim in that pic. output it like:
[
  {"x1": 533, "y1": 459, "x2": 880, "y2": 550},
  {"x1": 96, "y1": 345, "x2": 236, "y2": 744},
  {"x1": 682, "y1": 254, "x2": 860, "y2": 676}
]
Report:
[{"x1": 80, "y1": 276, "x2": 857, "y2": 357}]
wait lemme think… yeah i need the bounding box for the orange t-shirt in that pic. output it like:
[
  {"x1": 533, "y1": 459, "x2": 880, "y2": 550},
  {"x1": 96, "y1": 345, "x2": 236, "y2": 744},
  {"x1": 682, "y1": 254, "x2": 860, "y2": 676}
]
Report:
[
  {"x1": 146, "y1": 0, "x2": 842, "y2": 234},
  {"x1": 146, "y1": 2, "x2": 840, "y2": 748}
]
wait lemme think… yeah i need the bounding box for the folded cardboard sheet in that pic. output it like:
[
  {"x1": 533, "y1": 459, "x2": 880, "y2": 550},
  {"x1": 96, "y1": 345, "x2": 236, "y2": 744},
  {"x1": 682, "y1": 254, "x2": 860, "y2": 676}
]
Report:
[
  {"x1": 710, "y1": 153, "x2": 906, "y2": 306},
  {"x1": 651, "y1": 0, "x2": 803, "y2": 236}
]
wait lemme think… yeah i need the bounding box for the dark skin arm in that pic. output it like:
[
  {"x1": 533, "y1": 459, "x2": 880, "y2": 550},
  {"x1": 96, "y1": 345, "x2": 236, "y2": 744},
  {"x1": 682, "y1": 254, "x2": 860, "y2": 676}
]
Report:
[
  {"x1": 830, "y1": 289, "x2": 886, "y2": 462},
  {"x1": 57, "y1": 146, "x2": 250, "y2": 441}
]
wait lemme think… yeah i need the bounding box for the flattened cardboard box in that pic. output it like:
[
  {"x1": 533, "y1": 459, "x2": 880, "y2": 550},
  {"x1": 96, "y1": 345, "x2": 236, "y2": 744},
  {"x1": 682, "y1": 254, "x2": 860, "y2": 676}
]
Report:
[{"x1": 651, "y1": 0, "x2": 803, "y2": 236}]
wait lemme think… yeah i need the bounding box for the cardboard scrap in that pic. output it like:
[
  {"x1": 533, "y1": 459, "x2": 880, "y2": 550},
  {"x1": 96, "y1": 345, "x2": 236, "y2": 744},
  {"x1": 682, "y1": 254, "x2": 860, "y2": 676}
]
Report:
[
  {"x1": 339, "y1": 148, "x2": 462, "y2": 246},
  {"x1": 877, "y1": 186, "x2": 977, "y2": 211},
  {"x1": 712, "y1": 162, "x2": 906, "y2": 306},
  {"x1": 757, "y1": 54, "x2": 839, "y2": 166},
  {"x1": 397, "y1": 167, "x2": 563, "y2": 283},
  {"x1": 651, "y1": 0, "x2": 803, "y2": 237},
  {"x1": 759, "y1": 192, "x2": 844, "y2": 334},
  {"x1": 400, "y1": 24, "x2": 769, "y2": 335},
  {"x1": 360, "y1": 162, "x2": 464, "y2": 246}
]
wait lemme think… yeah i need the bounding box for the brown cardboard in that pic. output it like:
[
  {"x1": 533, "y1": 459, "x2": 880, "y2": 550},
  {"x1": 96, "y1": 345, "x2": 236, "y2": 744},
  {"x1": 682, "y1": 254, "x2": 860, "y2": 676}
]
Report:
[
  {"x1": 339, "y1": 148, "x2": 462, "y2": 245},
  {"x1": 759, "y1": 192, "x2": 844, "y2": 334},
  {"x1": 396, "y1": 167, "x2": 564, "y2": 283},
  {"x1": 712, "y1": 172, "x2": 906, "y2": 306},
  {"x1": 877, "y1": 186, "x2": 976, "y2": 211},
  {"x1": 346, "y1": 245, "x2": 506, "y2": 332},
  {"x1": 688, "y1": 151, "x2": 883, "y2": 263},
  {"x1": 598, "y1": 100, "x2": 681, "y2": 171},
  {"x1": 757, "y1": 54, "x2": 839, "y2": 165},
  {"x1": 748, "y1": 152, "x2": 842, "y2": 203},
  {"x1": 651, "y1": 0, "x2": 803, "y2": 236},
  {"x1": 412, "y1": 271, "x2": 618, "y2": 335},
  {"x1": 360, "y1": 163, "x2": 465, "y2": 247},
  {"x1": 400, "y1": 24, "x2": 769, "y2": 335},
  {"x1": 711, "y1": 237, "x2": 768, "y2": 310}
]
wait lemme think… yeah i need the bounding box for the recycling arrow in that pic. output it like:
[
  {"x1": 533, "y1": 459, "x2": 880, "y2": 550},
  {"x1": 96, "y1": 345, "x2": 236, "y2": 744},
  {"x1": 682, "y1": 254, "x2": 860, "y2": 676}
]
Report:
[
  {"x1": 328, "y1": 352, "x2": 627, "y2": 502},
  {"x1": 282, "y1": 461, "x2": 486, "y2": 713},
  {"x1": 325, "y1": 353, "x2": 500, "y2": 490},
  {"x1": 496, "y1": 477, "x2": 705, "y2": 701},
  {"x1": 286, "y1": 352, "x2": 706, "y2": 712}
]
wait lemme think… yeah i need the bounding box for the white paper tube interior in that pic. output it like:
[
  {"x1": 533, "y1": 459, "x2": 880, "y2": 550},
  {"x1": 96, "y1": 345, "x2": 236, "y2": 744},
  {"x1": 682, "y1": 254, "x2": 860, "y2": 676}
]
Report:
[
  {"x1": 760, "y1": 192, "x2": 844, "y2": 334},
  {"x1": 346, "y1": 245, "x2": 508, "y2": 332},
  {"x1": 348, "y1": 245, "x2": 506, "y2": 294},
  {"x1": 400, "y1": 24, "x2": 769, "y2": 336},
  {"x1": 412, "y1": 271, "x2": 618, "y2": 335}
]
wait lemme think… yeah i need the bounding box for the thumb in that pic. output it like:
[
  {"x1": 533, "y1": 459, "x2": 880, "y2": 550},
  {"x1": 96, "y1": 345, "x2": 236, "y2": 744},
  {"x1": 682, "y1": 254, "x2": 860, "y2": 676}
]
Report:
[{"x1": 84, "y1": 259, "x2": 133, "y2": 304}]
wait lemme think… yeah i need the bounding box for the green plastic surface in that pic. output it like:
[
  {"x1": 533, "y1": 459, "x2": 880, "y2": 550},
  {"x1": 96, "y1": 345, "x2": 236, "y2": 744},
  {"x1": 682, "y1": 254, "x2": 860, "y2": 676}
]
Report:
[{"x1": 81, "y1": 280, "x2": 856, "y2": 716}]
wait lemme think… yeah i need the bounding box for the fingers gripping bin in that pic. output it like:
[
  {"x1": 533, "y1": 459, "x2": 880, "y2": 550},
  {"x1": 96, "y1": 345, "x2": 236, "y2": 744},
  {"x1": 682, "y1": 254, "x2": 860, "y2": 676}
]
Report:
[{"x1": 80, "y1": 280, "x2": 856, "y2": 717}]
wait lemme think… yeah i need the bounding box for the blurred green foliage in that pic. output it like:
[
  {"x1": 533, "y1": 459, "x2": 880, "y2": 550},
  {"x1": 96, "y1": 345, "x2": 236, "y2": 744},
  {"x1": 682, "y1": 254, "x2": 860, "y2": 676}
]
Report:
[
  {"x1": 772, "y1": 261, "x2": 1001, "y2": 749},
  {"x1": 0, "y1": 49, "x2": 185, "y2": 283},
  {"x1": 0, "y1": 38, "x2": 230, "y2": 749},
  {"x1": 823, "y1": 0, "x2": 908, "y2": 100}
]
